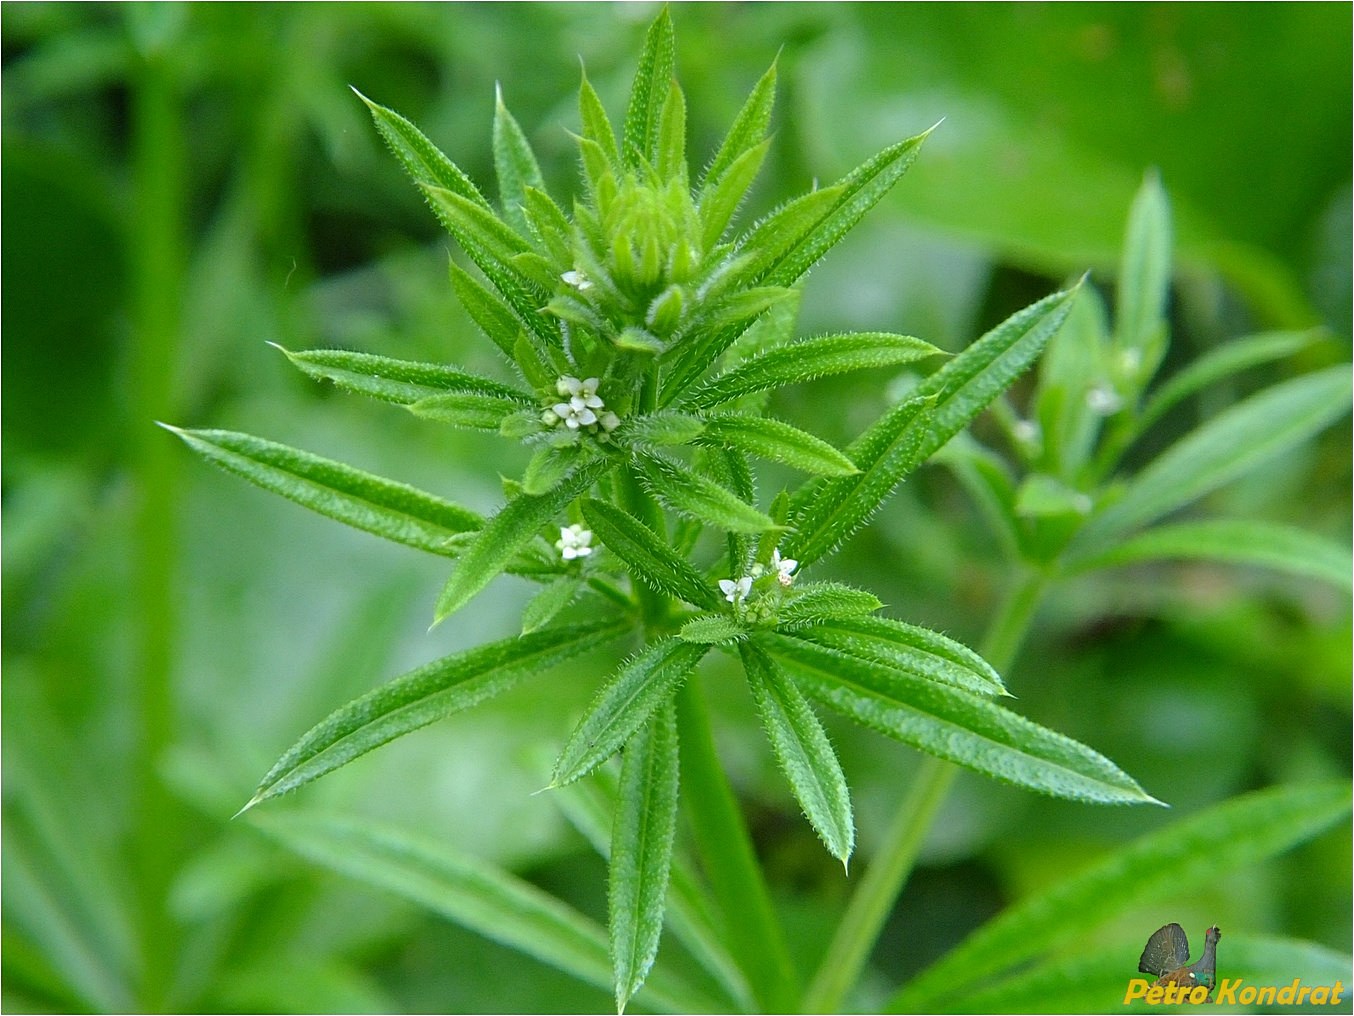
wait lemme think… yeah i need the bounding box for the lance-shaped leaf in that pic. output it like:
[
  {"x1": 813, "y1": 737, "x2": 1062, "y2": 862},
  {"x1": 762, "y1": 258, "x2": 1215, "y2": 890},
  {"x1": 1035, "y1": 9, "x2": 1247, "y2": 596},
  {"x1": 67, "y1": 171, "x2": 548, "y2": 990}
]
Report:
[
  {"x1": 796, "y1": 615, "x2": 1007, "y2": 697},
  {"x1": 552, "y1": 639, "x2": 709, "y2": 788},
  {"x1": 409, "y1": 392, "x2": 529, "y2": 431},
  {"x1": 579, "y1": 71, "x2": 621, "y2": 168},
  {"x1": 1067, "y1": 364, "x2": 1352, "y2": 559},
  {"x1": 680, "y1": 332, "x2": 943, "y2": 410},
  {"x1": 774, "y1": 583, "x2": 882, "y2": 630},
  {"x1": 891, "y1": 781, "x2": 1352, "y2": 1012},
  {"x1": 764, "y1": 633, "x2": 1155, "y2": 806},
  {"x1": 677, "y1": 615, "x2": 748, "y2": 645},
  {"x1": 244, "y1": 620, "x2": 626, "y2": 809},
  {"x1": 1114, "y1": 170, "x2": 1172, "y2": 386},
  {"x1": 617, "y1": 410, "x2": 707, "y2": 450},
  {"x1": 610, "y1": 704, "x2": 680, "y2": 1014},
  {"x1": 354, "y1": 87, "x2": 489, "y2": 210},
  {"x1": 758, "y1": 128, "x2": 933, "y2": 290},
  {"x1": 435, "y1": 459, "x2": 611, "y2": 624},
  {"x1": 449, "y1": 261, "x2": 527, "y2": 362},
  {"x1": 521, "y1": 575, "x2": 585, "y2": 634},
  {"x1": 784, "y1": 395, "x2": 933, "y2": 566},
  {"x1": 698, "y1": 139, "x2": 769, "y2": 251},
  {"x1": 522, "y1": 186, "x2": 575, "y2": 267},
  {"x1": 493, "y1": 85, "x2": 545, "y2": 236},
  {"x1": 635, "y1": 453, "x2": 779, "y2": 534},
  {"x1": 723, "y1": 186, "x2": 845, "y2": 293},
  {"x1": 654, "y1": 80, "x2": 687, "y2": 182},
  {"x1": 274, "y1": 345, "x2": 532, "y2": 406},
  {"x1": 581, "y1": 499, "x2": 720, "y2": 609},
  {"x1": 623, "y1": 7, "x2": 675, "y2": 168},
  {"x1": 161, "y1": 425, "x2": 481, "y2": 556},
  {"x1": 741, "y1": 642, "x2": 854, "y2": 866},
  {"x1": 700, "y1": 59, "x2": 776, "y2": 189},
  {"x1": 251, "y1": 812, "x2": 722, "y2": 1015},
  {"x1": 1065, "y1": 518, "x2": 1353, "y2": 591},
  {"x1": 699, "y1": 413, "x2": 858, "y2": 477}
]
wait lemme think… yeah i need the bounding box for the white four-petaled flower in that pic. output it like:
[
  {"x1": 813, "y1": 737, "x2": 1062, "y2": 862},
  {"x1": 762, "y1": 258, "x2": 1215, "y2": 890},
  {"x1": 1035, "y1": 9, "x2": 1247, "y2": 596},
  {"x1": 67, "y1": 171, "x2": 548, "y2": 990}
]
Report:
[
  {"x1": 551, "y1": 376, "x2": 605, "y2": 430},
  {"x1": 770, "y1": 548, "x2": 798, "y2": 587},
  {"x1": 561, "y1": 269, "x2": 593, "y2": 291},
  {"x1": 719, "y1": 576, "x2": 753, "y2": 605},
  {"x1": 556, "y1": 524, "x2": 593, "y2": 560}
]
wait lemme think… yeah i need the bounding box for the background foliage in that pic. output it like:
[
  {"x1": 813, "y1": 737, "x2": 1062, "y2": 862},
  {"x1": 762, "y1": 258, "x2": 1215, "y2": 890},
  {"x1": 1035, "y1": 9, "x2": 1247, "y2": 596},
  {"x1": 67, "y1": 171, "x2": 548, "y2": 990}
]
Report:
[{"x1": 4, "y1": 4, "x2": 1350, "y2": 1012}]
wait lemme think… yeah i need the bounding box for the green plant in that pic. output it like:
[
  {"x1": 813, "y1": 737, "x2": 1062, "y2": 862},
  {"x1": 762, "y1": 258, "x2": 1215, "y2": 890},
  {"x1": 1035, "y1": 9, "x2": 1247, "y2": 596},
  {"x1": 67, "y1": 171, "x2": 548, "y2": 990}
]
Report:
[{"x1": 162, "y1": 10, "x2": 1351, "y2": 1014}]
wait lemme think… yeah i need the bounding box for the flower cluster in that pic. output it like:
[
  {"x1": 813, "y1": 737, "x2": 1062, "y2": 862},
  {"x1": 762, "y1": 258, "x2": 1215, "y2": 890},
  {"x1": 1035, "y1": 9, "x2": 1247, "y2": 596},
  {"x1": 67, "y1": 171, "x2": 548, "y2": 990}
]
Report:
[
  {"x1": 720, "y1": 548, "x2": 798, "y2": 617},
  {"x1": 542, "y1": 376, "x2": 620, "y2": 434}
]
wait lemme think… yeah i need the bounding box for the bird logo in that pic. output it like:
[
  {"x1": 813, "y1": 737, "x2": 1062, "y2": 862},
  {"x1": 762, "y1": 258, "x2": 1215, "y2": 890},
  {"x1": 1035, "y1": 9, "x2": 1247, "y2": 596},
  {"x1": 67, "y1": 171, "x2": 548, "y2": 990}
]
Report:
[{"x1": 1138, "y1": 923, "x2": 1222, "y2": 1001}]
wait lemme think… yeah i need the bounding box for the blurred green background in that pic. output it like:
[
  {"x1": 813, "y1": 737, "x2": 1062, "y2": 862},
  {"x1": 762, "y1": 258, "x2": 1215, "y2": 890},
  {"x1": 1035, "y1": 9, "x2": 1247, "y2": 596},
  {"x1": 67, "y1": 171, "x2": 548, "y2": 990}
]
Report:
[{"x1": 4, "y1": 3, "x2": 1349, "y2": 1012}]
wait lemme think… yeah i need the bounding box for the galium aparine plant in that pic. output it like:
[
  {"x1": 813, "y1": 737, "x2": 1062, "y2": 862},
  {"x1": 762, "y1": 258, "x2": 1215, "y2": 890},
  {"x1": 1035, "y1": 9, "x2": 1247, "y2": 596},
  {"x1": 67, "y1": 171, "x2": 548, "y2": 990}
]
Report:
[{"x1": 166, "y1": 9, "x2": 1172, "y2": 1011}]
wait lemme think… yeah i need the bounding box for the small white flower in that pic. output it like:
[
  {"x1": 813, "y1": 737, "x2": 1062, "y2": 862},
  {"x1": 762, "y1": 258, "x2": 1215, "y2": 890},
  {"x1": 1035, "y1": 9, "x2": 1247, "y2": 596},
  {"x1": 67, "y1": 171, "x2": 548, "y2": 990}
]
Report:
[
  {"x1": 549, "y1": 377, "x2": 610, "y2": 430},
  {"x1": 770, "y1": 548, "x2": 798, "y2": 587},
  {"x1": 1086, "y1": 384, "x2": 1123, "y2": 416},
  {"x1": 552, "y1": 400, "x2": 598, "y2": 429},
  {"x1": 561, "y1": 269, "x2": 593, "y2": 291},
  {"x1": 556, "y1": 524, "x2": 593, "y2": 560},
  {"x1": 719, "y1": 576, "x2": 753, "y2": 605}
]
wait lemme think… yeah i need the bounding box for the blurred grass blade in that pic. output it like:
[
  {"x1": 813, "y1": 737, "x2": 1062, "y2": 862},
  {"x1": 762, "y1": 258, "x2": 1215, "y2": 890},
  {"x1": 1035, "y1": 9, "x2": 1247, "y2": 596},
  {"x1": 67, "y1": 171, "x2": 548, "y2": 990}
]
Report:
[
  {"x1": 741, "y1": 642, "x2": 854, "y2": 865},
  {"x1": 162, "y1": 426, "x2": 482, "y2": 556},
  {"x1": 701, "y1": 59, "x2": 776, "y2": 189},
  {"x1": 1114, "y1": 171, "x2": 1171, "y2": 384},
  {"x1": 581, "y1": 498, "x2": 720, "y2": 609},
  {"x1": 775, "y1": 583, "x2": 883, "y2": 630},
  {"x1": 765, "y1": 633, "x2": 1154, "y2": 805},
  {"x1": 610, "y1": 704, "x2": 680, "y2": 1014},
  {"x1": 245, "y1": 620, "x2": 626, "y2": 809},
  {"x1": 890, "y1": 781, "x2": 1352, "y2": 1012},
  {"x1": 795, "y1": 616, "x2": 1007, "y2": 697},
  {"x1": 1068, "y1": 365, "x2": 1352, "y2": 558},
  {"x1": 679, "y1": 332, "x2": 943, "y2": 409},
  {"x1": 354, "y1": 88, "x2": 489, "y2": 209},
  {"x1": 493, "y1": 85, "x2": 545, "y2": 236},
  {"x1": 1066, "y1": 518, "x2": 1353, "y2": 591},
  {"x1": 636, "y1": 453, "x2": 779, "y2": 534},
  {"x1": 548, "y1": 762, "x2": 755, "y2": 1012},
  {"x1": 698, "y1": 414, "x2": 859, "y2": 477},
  {"x1": 552, "y1": 640, "x2": 709, "y2": 788},
  {"x1": 275, "y1": 345, "x2": 532, "y2": 405},
  {"x1": 435, "y1": 459, "x2": 610, "y2": 624},
  {"x1": 250, "y1": 812, "x2": 721, "y2": 1014},
  {"x1": 1135, "y1": 328, "x2": 1324, "y2": 436},
  {"x1": 784, "y1": 395, "x2": 933, "y2": 566},
  {"x1": 623, "y1": 7, "x2": 675, "y2": 168}
]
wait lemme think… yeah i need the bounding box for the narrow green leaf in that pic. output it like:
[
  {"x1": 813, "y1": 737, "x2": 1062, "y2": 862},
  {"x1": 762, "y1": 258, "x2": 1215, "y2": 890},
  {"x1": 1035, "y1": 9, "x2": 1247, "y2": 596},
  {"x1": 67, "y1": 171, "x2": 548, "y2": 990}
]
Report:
[
  {"x1": 784, "y1": 395, "x2": 933, "y2": 566},
  {"x1": 617, "y1": 410, "x2": 707, "y2": 449},
  {"x1": 245, "y1": 620, "x2": 626, "y2": 808},
  {"x1": 741, "y1": 642, "x2": 854, "y2": 865},
  {"x1": 1114, "y1": 170, "x2": 1172, "y2": 382},
  {"x1": 913, "y1": 283, "x2": 1083, "y2": 463},
  {"x1": 354, "y1": 88, "x2": 488, "y2": 209},
  {"x1": 161, "y1": 426, "x2": 481, "y2": 556},
  {"x1": 579, "y1": 71, "x2": 621, "y2": 166},
  {"x1": 699, "y1": 413, "x2": 858, "y2": 477},
  {"x1": 636, "y1": 453, "x2": 779, "y2": 534},
  {"x1": 522, "y1": 444, "x2": 582, "y2": 497},
  {"x1": 1032, "y1": 283, "x2": 1113, "y2": 478},
  {"x1": 623, "y1": 7, "x2": 675, "y2": 168},
  {"x1": 680, "y1": 332, "x2": 942, "y2": 409},
  {"x1": 408, "y1": 392, "x2": 526, "y2": 431},
  {"x1": 1136, "y1": 328, "x2": 1323, "y2": 437},
  {"x1": 275, "y1": 345, "x2": 532, "y2": 406},
  {"x1": 891, "y1": 782, "x2": 1352, "y2": 1012},
  {"x1": 1068, "y1": 365, "x2": 1352, "y2": 558},
  {"x1": 793, "y1": 616, "x2": 1007, "y2": 697},
  {"x1": 677, "y1": 615, "x2": 748, "y2": 645},
  {"x1": 522, "y1": 186, "x2": 575, "y2": 268},
  {"x1": 698, "y1": 139, "x2": 769, "y2": 251},
  {"x1": 1013, "y1": 472, "x2": 1092, "y2": 519},
  {"x1": 251, "y1": 812, "x2": 721, "y2": 1015},
  {"x1": 765, "y1": 633, "x2": 1155, "y2": 805},
  {"x1": 545, "y1": 759, "x2": 755, "y2": 1012},
  {"x1": 684, "y1": 286, "x2": 795, "y2": 337},
  {"x1": 759, "y1": 129, "x2": 933, "y2": 289},
  {"x1": 521, "y1": 575, "x2": 585, "y2": 634},
  {"x1": 493, "y1": 85, "x2": 545, "y2": 236},
  {"x1": 581, "y1": 499, "x2": 720, "y2": 609},
  {"x1": 654, "y1": 80, "x2": 687, "y2": 182},
  {"x1": 1066, "y1": 518, "x2": 1353, "y2": 591},
  {"x1": 435, "y1": 459, "x2": 610, "y2": 624},
  {"x1": 552, "y1": 639, "x2": 709, "y2": 788},
  {"x1": 775, "y1": 582, "x2": 882, "y2": 630},
  {"x1": 728, "y1": 186, "x2": 845, "y2": 290},
  {"x1": 701, "y1": 59, "x2": 776, "y2": 188},
  {"x1": 449, "y1": 260, "x2": 526, "y2": 361},
  {"x1": 610, "y1": 705, "x2": 680, "y2": 1014}
]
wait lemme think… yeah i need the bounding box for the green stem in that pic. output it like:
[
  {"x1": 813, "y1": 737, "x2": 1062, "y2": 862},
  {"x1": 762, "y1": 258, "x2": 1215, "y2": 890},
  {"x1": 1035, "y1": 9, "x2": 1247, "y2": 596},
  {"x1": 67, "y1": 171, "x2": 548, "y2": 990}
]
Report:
[
  {"x1": 676, "y1": 676, "x2": 799, "y2": 1013},
  {"x1": 801, "y1": 567, "x2": 1052, "y2": 1013},
  {"x1": 129, "y1": 28, "x2": 185, "y2": 1013}
]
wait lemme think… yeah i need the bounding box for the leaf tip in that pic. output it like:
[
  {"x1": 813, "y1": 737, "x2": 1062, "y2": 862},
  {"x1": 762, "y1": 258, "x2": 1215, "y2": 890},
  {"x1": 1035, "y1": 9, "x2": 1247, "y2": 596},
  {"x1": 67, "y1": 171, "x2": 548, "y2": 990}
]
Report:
[{"x1": 232, "y1": 793, "x2": 263, "y2": 820}]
